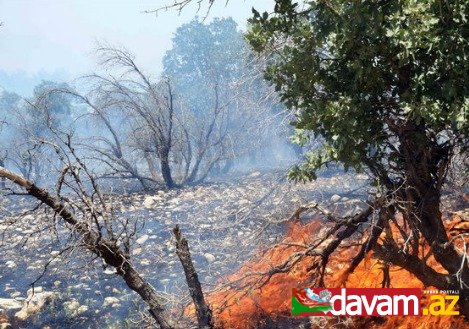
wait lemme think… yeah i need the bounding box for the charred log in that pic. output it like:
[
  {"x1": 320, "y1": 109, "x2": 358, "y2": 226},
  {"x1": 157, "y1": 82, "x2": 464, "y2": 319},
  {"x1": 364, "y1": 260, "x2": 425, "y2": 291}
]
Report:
[{"x1": 173, "y1": 225, "x2": 213, "y2": 329}]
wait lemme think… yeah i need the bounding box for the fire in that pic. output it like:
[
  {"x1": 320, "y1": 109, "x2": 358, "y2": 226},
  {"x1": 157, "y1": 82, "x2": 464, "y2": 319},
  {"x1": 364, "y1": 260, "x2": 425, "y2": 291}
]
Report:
[{"x1": 198, "y1": 211, "x2": 469, "y2": 328}]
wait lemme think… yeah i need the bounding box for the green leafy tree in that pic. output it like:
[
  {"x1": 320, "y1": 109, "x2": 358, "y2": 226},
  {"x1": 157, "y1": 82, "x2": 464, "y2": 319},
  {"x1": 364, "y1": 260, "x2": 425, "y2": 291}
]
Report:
[
  {"x1": 163, "y1": 17, "x2": 245, "y2": 118},
  {"x1": 248, "y1": 0, "x2": 468, "y2": 317},
  {"x1": 30, "y1": 80, "x2": 73, "y2": 135}
]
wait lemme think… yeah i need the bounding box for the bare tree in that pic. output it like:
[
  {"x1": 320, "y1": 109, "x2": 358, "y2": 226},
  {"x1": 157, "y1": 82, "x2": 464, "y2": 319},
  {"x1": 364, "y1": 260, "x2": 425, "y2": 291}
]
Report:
[
  {"x1": 0, "y1": 135, "x2": 177, "y2": 327},
  {"x1": 56, "y1": 46, "x2": 281, "y2": 190},
  {"x1": 77, "y1": 47, "x2": 178, "y2": 188}
]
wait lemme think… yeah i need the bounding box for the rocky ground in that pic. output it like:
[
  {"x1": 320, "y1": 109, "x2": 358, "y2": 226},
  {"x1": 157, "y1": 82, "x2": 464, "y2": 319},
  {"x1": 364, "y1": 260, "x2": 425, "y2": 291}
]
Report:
[{"x1": 0, "y1": 169, "x2": 370, "y2": 329}]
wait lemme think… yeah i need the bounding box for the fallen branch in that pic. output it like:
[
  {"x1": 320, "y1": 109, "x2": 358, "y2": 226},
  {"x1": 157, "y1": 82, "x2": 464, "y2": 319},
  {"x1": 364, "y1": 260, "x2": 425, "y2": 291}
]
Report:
[{"x1": 0, "y1": 166, "x2": 176, "y2": 329}]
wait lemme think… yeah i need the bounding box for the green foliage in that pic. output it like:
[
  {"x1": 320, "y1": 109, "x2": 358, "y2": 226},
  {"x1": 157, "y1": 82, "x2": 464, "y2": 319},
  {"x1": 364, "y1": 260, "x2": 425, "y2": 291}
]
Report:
[
  {"x1": 247, "y1": 0, "x2": 468, "y2": 182},
  {"x1": 32, "y1": 80, "x2": 73, "y2": 131},
  {"x1": 163, "y1": 17, "x2": 247, "y2": 116}
]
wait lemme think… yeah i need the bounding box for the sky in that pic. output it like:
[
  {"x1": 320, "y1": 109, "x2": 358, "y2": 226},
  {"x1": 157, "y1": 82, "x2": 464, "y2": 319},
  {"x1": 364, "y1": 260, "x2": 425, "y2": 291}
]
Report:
[{"x1": 0, "y1": 0, "x2": 274, "y2": 95}]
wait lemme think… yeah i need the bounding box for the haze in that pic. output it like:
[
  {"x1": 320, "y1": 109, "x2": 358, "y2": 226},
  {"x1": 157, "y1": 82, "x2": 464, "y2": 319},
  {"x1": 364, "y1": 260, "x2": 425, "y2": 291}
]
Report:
[{"x1": 0, "y1": 0, "x2": 273, "y2": 95}]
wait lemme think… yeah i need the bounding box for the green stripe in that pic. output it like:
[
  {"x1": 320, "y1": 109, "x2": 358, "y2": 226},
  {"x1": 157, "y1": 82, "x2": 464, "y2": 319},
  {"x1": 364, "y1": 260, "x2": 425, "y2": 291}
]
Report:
[{"x1": 291, "y1": 296, "x2": 332, "y2": 315}]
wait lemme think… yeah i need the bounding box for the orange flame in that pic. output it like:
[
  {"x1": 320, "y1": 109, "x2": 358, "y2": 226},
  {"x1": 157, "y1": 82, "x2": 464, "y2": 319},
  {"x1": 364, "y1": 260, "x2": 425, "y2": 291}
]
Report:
[{"x1": 197, "y1": 213, "x2": 468, "y2": 328}]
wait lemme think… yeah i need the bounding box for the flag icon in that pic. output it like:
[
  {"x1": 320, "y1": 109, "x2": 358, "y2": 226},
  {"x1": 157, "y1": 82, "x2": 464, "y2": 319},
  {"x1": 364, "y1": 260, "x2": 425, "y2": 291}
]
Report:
[{"x1": 292, "y1": 288, "x2": 333, "y2": 316}]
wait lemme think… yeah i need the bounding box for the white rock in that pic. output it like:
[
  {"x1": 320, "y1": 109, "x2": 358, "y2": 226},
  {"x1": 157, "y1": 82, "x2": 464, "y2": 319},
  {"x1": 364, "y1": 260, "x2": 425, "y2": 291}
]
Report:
[
  {"x1": 9, "y1": 292, "x2": 21, "y2": 298},
  {"x1": 77, "y1": 305, "x2": 88, "y2": 314},
  {"x1": 26, "y1": 287, "x2": 43, "y2": 295},
  {"x1": 330, "y1": 194, "x2": 341, "y2": 203},
  {"x1": 0, "y1": 298, "x2": 22, "y2": 310},
  {"x1": 132, "y1": 248, "x2": 142, "y2": 256},
  {"x1": 136, "y1": 234, "x2": 149, "y2": 245},
  {"x1": 64, "y1": 299, "x2": 86, "y2": 317},
  {"x1": 5, "y1": 261, "x2": 16, "y2": 269},
  {"x1": 143, "y1": 196, "x2": 156, "y2": 208},
  {"x1": 143, "y1": 196, "x2": 163, "y2": 208},
  {"x1": 102, "y1": 296, "x2": 120, "y2": 308},
  {"x1": 356, "y1": 174, "x2": 368, "y2": 180},
  {"x1": 15, "y1": 290, "x2": 56, "y2": 321},
  {"x1": 204, "y1": 253, "x2": 216, "y2": 263},
  {"x1": 104, "y1": 268, "x2": 117, "y2": 275}
]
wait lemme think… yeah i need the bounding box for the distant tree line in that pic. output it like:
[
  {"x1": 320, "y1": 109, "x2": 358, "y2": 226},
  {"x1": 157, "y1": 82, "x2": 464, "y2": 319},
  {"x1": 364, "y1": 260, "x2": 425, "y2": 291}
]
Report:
[{"x1": 0, "y1": 18, "x2": 294, "y2": 190}]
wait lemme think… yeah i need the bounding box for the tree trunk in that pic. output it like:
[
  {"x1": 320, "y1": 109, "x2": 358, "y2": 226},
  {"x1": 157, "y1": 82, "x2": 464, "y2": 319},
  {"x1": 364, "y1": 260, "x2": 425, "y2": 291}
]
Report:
[
  {"x1": 144, "y1": 151, "x2": 160, "y2": 182},
  {"x1": 413, "y1": 187, "x2": 469, "y2": 318},
  {"x1": 121, "y1": 263, "x2": 176, "y2": 329},
  {"x1": 160, "y1": 148, "x2": 176, "y2": 188},
  {"x1": 400, "y1": 125, "x2": 469, "y2": 318},
  {"x1": 0, "y1": 158, "x2": 5, "y2": 189},
  {"x1": 173, "y1": 225, "x2": 213, "y2": 329}
]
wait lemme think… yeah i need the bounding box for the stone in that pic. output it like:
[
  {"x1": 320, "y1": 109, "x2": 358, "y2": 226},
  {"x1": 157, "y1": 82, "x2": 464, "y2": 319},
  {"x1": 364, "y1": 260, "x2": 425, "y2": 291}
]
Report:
[
  {"x1": 77, "y1": 305, "x2": 88, "y2": 315},
  {"x1": 356, "y1": 174, "x2": 368, "y2": 180},
  {"x1": 0, "y1": 298, "x2": 22, "y2": 310},
  {"x1": 136, "y1": 234, "x2": 149, "y2": 245},
  {"x1": 9, "y1": 292, "x2": 21, "y2": 298},
  {"x1": 330, "y1": 194, "x2": 341, "y2": 203},
  {"x1": 140, "y1": 259, "x2": 151, "y2": 266},
  {"x1": 204, "y1": 253, "x2": 216, "y2": 263},
  {"x1": 132, "y1": 247, "x2": 142, "y2": 256},
  {"x1": 64, "y1": 299, "x2": 87, "y2": 317},
  {"x1": 26, "y1": 287, "x2": 43, "y2": 295},
  {"x1": 15, "y1": 289, "x2": 57, "y2": 321},
  {"x1": 143, "y1": 196, "x2": 162, "y2": 208},
  {"x1": 102, "y1": 296, "x2": 120, "y2": 308},
  {"x1": 5, "y1": 261, "x2": 16, "y2": 269},
  {"x1": 104, "y1": 268, "x2": 117, "y2": 275}
]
